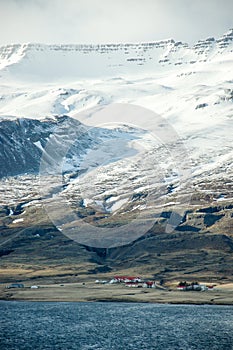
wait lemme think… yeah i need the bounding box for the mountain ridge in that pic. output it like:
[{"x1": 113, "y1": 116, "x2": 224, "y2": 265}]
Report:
[
  {"x1": 0, "y1": 29, "x2": 232, "y2": 81},
  {"x1": 1, "y1": 27, "x2": 233, "y2": 52}
]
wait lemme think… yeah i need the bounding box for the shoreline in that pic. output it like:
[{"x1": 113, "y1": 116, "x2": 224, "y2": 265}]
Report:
[{"x1": 1, "y1": 298, "x2": 233, "y2": 306}]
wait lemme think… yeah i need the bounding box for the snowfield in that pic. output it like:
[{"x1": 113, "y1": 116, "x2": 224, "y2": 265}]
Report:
[{"x1": 0, "y1": 29, "x2": 232, "y2": 246}]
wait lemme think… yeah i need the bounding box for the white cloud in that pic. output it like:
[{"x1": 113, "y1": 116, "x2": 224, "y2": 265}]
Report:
[{"x1": 0, "y1": 0, "x2": 232, "y2": 45}]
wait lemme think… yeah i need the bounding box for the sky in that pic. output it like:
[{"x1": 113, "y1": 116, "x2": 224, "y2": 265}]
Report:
[{"x1": 0, "y1": 0, "x2": 232, "y2": 46}]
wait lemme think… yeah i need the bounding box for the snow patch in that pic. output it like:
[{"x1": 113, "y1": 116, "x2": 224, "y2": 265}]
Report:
[{"x1": 12, "y1": 218, "x2": 24, "y2": 224}]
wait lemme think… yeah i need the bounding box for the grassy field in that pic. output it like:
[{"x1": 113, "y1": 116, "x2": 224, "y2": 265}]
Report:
[{"x1": 1, "y1": 281, "x2": 233, "y2": 305}]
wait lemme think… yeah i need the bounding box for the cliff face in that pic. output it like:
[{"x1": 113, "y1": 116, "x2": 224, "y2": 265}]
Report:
[{"x1": 0, "y1": 29, "x2": 232, "y2": 80}]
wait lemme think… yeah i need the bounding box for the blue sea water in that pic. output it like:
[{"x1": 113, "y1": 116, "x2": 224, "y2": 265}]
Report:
[{"x1": 0, "y1": 301, "x2": 233, "y2": 350}]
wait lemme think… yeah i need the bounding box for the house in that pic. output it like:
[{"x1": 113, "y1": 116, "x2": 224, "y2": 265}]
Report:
[
  {"x1": 206, "y1": 285, "x2": 215, "y2": 290},
  {"x1": 177, "y1": 285, "x2": 186, "y2": 291},
  {"x1": 7, "y1": 283, "x2": 24, "y2": 289},
  {"x1": 143, "y1": 281, "x2": 155, "y2": 288}
]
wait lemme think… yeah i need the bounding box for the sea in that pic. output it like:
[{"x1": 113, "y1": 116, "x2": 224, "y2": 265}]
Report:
[{"x1": 0, "y1": 301, "x2": 233, "y2": 350}]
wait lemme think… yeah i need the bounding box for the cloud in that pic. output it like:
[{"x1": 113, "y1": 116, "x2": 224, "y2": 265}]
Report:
[{"x1": 0, "y1": 0, "x2": 232, "y2": 45}]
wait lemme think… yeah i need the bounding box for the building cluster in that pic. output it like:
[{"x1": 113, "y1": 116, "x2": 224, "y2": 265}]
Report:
[
  {"x1": 177, "y1": 281, "x2": 215, "y2": 291},
  {"x1": 96, "y1": 276, "x2": 160, "y2": 288},
  {"x1": 95, "y1": 277, "x2": 215, "y2": 291}
]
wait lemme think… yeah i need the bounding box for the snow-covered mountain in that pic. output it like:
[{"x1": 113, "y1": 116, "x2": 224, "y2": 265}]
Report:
[
  {"x1": 0, "y1": 29, "x2": 232, "y2": 248},
  {"x1": 0, "y1": 29, "x2": 232, "y2": 81}
]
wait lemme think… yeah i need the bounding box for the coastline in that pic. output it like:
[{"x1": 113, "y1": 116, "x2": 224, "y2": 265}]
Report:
[{"x1": 1, "y1": 282, "x2": 233, "y2": 305}]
